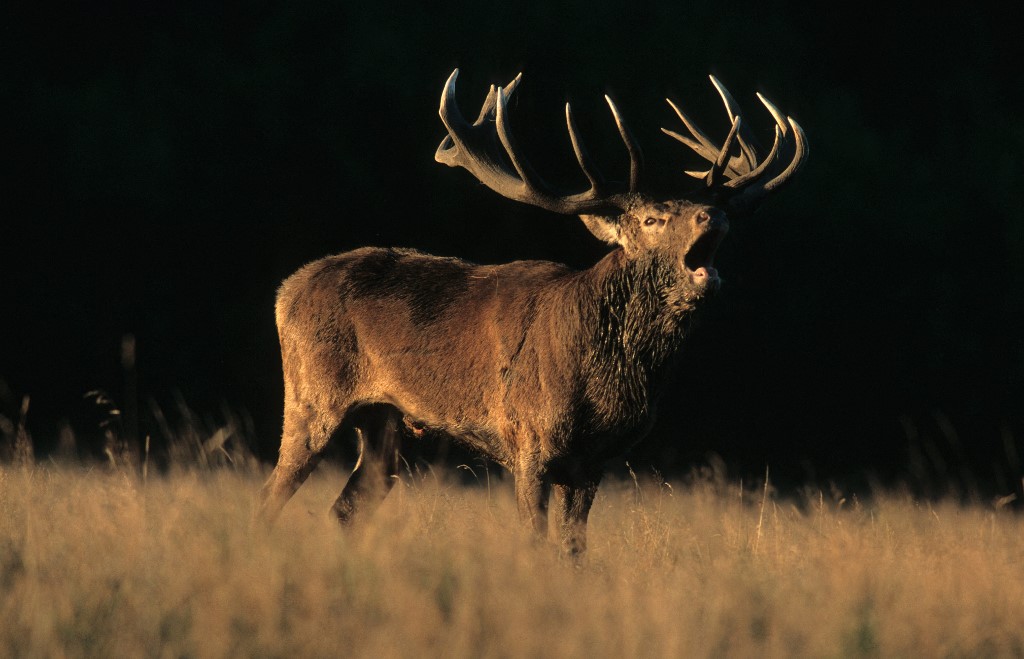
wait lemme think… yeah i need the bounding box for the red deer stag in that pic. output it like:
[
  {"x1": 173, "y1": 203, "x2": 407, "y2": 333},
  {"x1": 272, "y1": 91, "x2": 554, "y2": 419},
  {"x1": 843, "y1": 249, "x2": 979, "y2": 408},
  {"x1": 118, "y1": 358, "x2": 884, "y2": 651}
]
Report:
[{"x1": 257, "y1": 69, "x2": 807, "y2": 555}]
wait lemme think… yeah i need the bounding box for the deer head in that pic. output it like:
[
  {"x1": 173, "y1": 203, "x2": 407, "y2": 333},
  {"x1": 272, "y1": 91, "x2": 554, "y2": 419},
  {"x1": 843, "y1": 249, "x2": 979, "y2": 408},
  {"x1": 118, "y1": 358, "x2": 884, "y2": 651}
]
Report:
[{"x1": 435, "y1": 69, "x2": 807, "y2": 303}]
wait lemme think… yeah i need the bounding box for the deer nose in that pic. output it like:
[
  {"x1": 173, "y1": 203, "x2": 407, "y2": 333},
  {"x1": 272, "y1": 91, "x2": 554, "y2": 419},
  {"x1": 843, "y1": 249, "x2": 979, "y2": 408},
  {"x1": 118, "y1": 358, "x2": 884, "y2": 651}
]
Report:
[{"x1": 697, "y1": 209, "x2": 724, "y2": 224}]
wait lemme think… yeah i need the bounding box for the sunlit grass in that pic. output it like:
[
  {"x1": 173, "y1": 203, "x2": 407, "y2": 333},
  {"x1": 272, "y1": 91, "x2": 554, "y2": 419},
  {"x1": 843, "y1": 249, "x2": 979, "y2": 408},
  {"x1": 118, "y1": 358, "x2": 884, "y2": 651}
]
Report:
[{"x1": 0, "y1": 457, "x2": 1022, "y2": 658}]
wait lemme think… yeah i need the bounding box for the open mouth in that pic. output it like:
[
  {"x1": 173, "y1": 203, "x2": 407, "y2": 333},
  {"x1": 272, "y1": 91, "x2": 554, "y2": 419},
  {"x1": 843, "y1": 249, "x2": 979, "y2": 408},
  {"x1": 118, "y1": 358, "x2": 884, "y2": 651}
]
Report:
[{"x1": 683, "y1": 224, "x2": 728, "y2": 283}]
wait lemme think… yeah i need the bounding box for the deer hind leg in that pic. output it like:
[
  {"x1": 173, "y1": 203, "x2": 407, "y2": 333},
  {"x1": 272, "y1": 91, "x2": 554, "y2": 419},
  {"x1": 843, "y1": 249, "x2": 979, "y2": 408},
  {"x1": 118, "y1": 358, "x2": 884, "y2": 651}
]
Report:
[
  {"x1": 255, "y1": 406, "x2": 341, "y2": 526},
  {"x1": 331, "y1": 404, "x2": 404, "y2": 525}
]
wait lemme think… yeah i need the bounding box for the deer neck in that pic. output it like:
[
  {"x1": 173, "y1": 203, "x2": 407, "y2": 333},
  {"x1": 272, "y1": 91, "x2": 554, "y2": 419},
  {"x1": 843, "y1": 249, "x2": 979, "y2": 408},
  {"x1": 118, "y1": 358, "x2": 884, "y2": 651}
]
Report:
[{"x1": 576, "y1": 249, "x2": 699, "y2": 429}]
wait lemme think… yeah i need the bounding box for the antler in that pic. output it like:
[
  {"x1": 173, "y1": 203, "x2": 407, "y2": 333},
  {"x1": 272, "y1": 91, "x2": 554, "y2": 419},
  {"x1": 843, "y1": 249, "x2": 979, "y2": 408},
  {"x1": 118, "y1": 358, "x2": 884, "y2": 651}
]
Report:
[
  {"x1": 435, "y1": 69, "x2": 643, "y2": 216},
  {"x1": 662, "y1": 76, "x2": 808, "y2": 214}
]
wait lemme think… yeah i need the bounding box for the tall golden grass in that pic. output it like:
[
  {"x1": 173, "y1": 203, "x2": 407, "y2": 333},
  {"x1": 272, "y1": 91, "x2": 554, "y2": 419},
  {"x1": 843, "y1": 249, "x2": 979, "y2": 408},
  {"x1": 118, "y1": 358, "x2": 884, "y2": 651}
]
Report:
[{"x1": 1, "y1": 456, "x2": 1021, "y2": 658}]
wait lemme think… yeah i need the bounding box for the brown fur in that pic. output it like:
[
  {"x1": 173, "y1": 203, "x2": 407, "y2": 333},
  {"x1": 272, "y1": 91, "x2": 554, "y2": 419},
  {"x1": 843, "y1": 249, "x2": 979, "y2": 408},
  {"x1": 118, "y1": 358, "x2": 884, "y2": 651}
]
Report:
[{"x1": 257, "y1": 197, "x2": 729, "y2": 555}]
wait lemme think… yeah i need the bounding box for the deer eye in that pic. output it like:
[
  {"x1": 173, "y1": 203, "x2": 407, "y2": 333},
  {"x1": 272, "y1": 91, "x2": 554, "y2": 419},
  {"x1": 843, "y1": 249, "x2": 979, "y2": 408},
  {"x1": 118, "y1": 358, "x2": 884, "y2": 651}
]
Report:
[{"x1": 644, "y1": 217, "x2": 658, "y2": 226}]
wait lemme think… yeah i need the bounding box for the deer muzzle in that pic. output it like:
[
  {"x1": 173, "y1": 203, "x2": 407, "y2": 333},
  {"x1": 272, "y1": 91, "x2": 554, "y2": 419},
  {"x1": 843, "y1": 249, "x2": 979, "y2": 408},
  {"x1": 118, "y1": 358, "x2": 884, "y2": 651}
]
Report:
[{"x1": 683, "y1": 211, "x2": 729, "y2": 287}]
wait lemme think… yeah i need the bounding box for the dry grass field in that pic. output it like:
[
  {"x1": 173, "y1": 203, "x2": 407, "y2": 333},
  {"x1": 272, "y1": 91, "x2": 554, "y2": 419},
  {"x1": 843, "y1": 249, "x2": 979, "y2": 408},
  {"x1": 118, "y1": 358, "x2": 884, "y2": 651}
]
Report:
[{"x1": 0, "y1": 455, "x2": 1022, "y2": 658}]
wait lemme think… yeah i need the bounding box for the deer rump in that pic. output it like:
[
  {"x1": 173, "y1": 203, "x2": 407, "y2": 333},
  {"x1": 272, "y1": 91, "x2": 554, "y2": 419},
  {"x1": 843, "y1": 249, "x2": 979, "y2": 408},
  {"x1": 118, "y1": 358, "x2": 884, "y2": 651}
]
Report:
[{"x1": 257, "y1": 69, "x2": 806, "y2": 557}]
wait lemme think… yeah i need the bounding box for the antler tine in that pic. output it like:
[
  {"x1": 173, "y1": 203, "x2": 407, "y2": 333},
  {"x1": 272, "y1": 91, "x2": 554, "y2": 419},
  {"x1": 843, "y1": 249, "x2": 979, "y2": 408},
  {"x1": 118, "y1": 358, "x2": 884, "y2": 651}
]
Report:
[
  {"x1": 436, "y1": 69, "x2": 470, "y2": 157},
  {"x1": 707, "y1": 116, "x2": 741, "y2": 188},
  {"x1": 756, "y1": 92, "x2": 789, "y2": 136},
  {"x1": 472, "y1": 73, "x2": 523, "y2": 126},
  {"x1": 762, "y1": 117, "x2": 807, "y2": 193},
  {"x1": 435, "y1": 69, "x2": 632, "y2": 216},
  {"x1": 565, "y1": 102, "x2": 606, "y2": 194},
  {"x1": 475, "y1": 85, "x2": 498, "y2": 125},
  {"x1": 661, "y1": 98, "x2": 719, "y2": 162},
  {"x1": 709, "y1": 75, "x2": 760, "y2": 171},
  {"x1": 604, "y1": 95, "x2": 643, "y2": 192},
  {"x1": 494, "y1": 84, "x2": 547, "y2": 193}
]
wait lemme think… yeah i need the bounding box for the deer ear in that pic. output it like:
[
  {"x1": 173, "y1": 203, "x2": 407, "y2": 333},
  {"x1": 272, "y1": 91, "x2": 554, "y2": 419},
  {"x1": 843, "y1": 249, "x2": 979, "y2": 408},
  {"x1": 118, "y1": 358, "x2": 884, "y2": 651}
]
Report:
[{"x1": 579, "y1": 214, "x2": 621, "y2": 245}]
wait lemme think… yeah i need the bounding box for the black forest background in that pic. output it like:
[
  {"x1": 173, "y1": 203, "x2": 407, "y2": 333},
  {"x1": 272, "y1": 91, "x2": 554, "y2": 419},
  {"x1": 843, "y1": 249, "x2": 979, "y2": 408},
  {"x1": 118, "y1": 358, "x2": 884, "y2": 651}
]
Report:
[{"x1": 3, "y1": 1, "x2": 1022, "y2": 496}]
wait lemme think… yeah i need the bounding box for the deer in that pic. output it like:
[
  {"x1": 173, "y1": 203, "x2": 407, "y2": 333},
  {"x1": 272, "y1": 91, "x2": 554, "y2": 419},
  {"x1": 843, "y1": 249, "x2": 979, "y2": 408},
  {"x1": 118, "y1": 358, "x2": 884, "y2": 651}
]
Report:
[{"x1": 256, "y1": 69, "x2": 807, "y2": 556}]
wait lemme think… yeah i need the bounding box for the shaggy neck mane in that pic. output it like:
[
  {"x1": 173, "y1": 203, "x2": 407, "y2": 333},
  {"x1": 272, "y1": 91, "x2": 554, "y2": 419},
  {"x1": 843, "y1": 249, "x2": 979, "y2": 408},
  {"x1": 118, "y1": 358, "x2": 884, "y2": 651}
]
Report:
[{"x1": 576, "y1": 249, "x2": 699, "y2": 431}]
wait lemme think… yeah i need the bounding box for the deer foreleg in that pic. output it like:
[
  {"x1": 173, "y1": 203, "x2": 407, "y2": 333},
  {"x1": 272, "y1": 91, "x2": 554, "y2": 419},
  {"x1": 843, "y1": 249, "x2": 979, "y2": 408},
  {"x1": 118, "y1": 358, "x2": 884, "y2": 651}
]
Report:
[
  {"x1": 554, "y1": 475, "x2": 601, "y2": 558},
  {"x1": 513, "y1": 457, "x2": 551, "y2": 538}
]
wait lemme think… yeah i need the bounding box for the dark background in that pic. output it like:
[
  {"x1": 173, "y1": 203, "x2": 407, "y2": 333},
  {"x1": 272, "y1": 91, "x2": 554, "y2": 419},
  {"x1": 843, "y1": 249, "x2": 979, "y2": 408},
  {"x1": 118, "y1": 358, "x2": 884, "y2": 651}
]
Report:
[{"x1": 3, "y1": 1, "x2": 1022, "y2": 495}]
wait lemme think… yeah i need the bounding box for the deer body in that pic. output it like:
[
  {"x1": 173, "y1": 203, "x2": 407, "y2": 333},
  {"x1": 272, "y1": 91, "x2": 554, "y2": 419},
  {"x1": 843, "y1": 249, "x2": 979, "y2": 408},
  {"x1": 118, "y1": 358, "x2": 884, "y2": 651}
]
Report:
[{"x1": 258, "y1": 70, "x2": 805, "y2": 555}]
